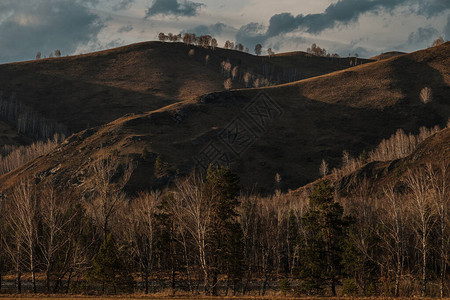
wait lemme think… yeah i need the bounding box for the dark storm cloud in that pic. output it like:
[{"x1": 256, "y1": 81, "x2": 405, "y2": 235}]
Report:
[
  {"x1": 0, "y1": 0, "x2": 104, "y2": 64},
  {"x1": 407, "y1": 27, "x2": 439, "y2": 44},
  {"x1": 236, "y1": 0, "x2": 449, "y2": 50},
  {"x1": 416, "y1": 0, "x2": 450, "y2": 17},
  {"x1": 145, "y1": 0, "x2": 204, "y2": 18},
  {"x1": 185, "y1": 22, "x2": 228, "y2": 36}
]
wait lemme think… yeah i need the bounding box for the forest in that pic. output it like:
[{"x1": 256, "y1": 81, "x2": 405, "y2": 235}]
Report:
[{"x1": 0, "y1": 138, "x2": 449, "y2": 297}]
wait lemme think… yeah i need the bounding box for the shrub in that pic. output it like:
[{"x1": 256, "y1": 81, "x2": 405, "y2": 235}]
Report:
[
  {"x1": 342, "y1": 278, "x2": 358, "y2": 296},
  {"x1": 280, "y1": 278, "x2": 290, "y2": 295}
]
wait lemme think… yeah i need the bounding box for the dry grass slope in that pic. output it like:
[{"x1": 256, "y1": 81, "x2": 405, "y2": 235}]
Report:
[{"x1": 0, "y1": 43, "x2": 448, "y2": 193}]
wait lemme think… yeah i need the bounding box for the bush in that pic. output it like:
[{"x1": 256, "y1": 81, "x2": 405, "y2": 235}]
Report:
[
  {"x1": 280, "y1": 278, "x2": 291, "y2": 295},
  {"x1": 342, "y1": 278, "x2": 358, "y2": 296}
]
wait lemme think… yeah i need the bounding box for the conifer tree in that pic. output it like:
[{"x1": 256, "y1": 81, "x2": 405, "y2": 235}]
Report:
[{"x1": 298, "y1": 181, "x2": 350, "y2": 295}]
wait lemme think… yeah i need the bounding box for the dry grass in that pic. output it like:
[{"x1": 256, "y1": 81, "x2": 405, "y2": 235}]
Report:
[
  {"x1": 0, "y1": 294, "x2": 447, "y2": 300},
  {"x1": 0, "y1": 42, "x2": 448, "y2": 194}
]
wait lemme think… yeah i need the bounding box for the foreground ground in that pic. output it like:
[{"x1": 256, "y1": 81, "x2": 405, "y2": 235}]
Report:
[{"x1": 0, "y1": 294, "x2": 448, "y2": 299}]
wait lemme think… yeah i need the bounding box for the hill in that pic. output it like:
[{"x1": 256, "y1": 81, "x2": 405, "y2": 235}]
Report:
[
  {"x1": 370, "y1": 51, "x2": 407, "y2": 61},
  {"x1": 0, "y1": 41, "x2": 363, "y2": 143},
  {"x1": 333, "y1": 126, "x2": 450, "y2": 194},
  {"x1": 0, "y1": 42, "x2": 448, "y2": 194}
]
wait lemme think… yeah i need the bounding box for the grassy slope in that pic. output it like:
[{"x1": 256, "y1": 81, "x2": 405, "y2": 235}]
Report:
[
  {"x1": 0, "y1": 43, "x2": 448, "y2": 193},
  {"x1": 0, "y1": 41, "x2": 362, "y2": 137}
]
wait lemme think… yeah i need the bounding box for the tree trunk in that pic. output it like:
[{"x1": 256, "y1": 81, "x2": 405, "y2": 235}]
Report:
[
  {"x1": 441, "y1": 221, "x2": 445, "y2": 298},
  {"x1": 46, "y1": 269, "x2": 50, "y2": 293},
  {"x1": 66, "y1": 271, "x2": 72, "y2": 294},
  {"x1": 16, "y1": 270, "x2": 21, "y2": 294},
  {"x1": 144, "y1": 270, "x2": 149, "y2": 294},
  {"x1": 422, "y1": 243, "x2": 427, "y2": 296}
]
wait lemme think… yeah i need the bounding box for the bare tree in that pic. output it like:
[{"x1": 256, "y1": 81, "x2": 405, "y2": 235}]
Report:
[
  {"x1": 379, "y1": 182, "x2": 407, "y2": 297},
  {"x1": 85, "y1": 155, "x2": 134, "y2": 241},
  {"x1": 38, "y1": 184, "x2": 76, "y2": 292},
  {"x1": 255, "y1": 44, "x2": 262, "y2": 56},
  {"x1": 405, "y1": 167, "x2": 435, "y2": 296},
  {"x1": 231, "y1": 66, "x2": 239, "y2": 80},
  {"x1": 36, "y1": 52, "x2": 41, "y2": 60},
  {"x1": 420, "y1": 87, "x2": 432, "y2": 104},
  {"x1": 319, "y1": 159, "x2": 329, "y2": 177},
  {"x1": 127, "y1": 191, "x2": 161, "y2": 294},
  {"x1": 224, "y1": 78, "x2": 233, "y2": 91},
  {"x1": 7, "y1": 180, "x2": 38, "y2": 293},
  {"x1": 158, "y1": 32, "x2": 166, "y2": 42},
  {"x1": 426, "y1": 162, "x2": 449, "y2": 297},
  {"x1": 54, "y1": 50, "x2": 61, "y2": 57},
  {"x1": 170, "y1": 172, "x2": 212, "y2": 293},
  {"x1": 211, "y1": 38, "x2": 218, "y2": 50},
  {"x1": 432, "y1": 37, "x2": 445, "y2": 47},
  {"x1": 267, "y1": 48, "x2": 274, "y2": 57}
]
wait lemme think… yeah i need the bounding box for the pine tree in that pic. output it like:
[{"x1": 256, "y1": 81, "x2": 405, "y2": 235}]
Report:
[
  {"x1": 204, "y1": 165, "x2": 241, "y2": 295},
  {"x1": 89, "y1": 234, "x2": 132, "y2": 293},
  {"x1": 297, "y1": 181, "x2": 350, "y2": 295}
]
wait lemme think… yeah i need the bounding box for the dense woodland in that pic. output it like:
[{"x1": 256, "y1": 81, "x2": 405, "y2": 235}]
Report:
[{"x1": 0, "y1": 124, "x2": 449, "y2": 297}]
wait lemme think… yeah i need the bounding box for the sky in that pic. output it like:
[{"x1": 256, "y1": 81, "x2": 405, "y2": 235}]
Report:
[{"x1": 0, "y1": 0, "x2": 449, "y2": 64}]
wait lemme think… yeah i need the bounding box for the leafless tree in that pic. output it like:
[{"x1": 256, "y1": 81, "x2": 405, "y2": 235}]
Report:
[
  {"x1": 319, "y1": 159, "x2": 329, "y2": 177},
  {"x1": 255, "y1": 44, "x2": 262, "y2": 56},
  {"x1": 126, "y1": 191, "x2": 161, "y2": 294},
  {"x1": 85, "y1": 155, "x2": 134, "y2": 241},
  {"x1": 158, "y1": 33, "x2": 166, "y2": 42},
  {"x1": 7, "y1": 180, "x2": 38, "y2": 293},
  {"x1": 267, "y1": 48, "x2": 274, "y2": 57},
  {"x1": 170, "y1": 172, "x2": 212, "y2": 293},
  {"x1": 420, "y1": 87, "x2": 432, "y2": 104},
  {"x1": 211, "y1": 38, "x2": 218, "y2": 50},
  {"x1": 36, "y1": 52, "x2": 41, "y2": 60},
  {"x1": 38, "y1": 184, "x2": 76, "y2": 292},
  {"x1": 405, "y1": 167, "x2": 435, "y2": 296},
  {"x1": 224, "y1": 78, "x2": 233, "y2": 90},
  {"x1": 379, "y1": 181, "x2": 407, "y2": 297},
  {"x1": 54, "y1": 50, "x2": 61, "y2": 57},
  {"x1": 231, "y1": 66, "x2": 239, "y2": 80},
  {"x1": 432, "y1": 37, "x2": 445, "y2": 47},
  {"x1": 426, "y1": 162, "x2": 449, "y2": 297}
]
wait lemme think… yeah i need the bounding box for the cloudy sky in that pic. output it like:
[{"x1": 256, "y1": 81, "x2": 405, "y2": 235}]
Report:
[{"x1": 0, "y1": 0, "x2": 449, "y2": 64}]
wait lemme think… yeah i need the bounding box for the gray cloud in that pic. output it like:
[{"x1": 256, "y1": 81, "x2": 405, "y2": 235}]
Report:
[
  {"x1": 236, "y1": 0, "x2": 449, "y2": 51},
  {"x1": 0, "y1": 0, "x2": 103, "y2": 64},
  {"x1": 112, "y1": 0, "x2": 134, "y2": 11},
  {"x1": 445, "y1": 15, "x2": 450, "y2": 41},
  {"x1": 185, "y1": 22, "x2": 229, "y2": 36},
  {"x1": 416, "y1": 0, "x2": 450, "y2": 17},
  {"x1": 145, "y1": 0, "x2": 204, "y2": 18},
  {"x1": 407, "y1": 26, "x2": 439, "y2": 44},
  {"x1": 118, "y1": 24, "x2": 133, "y2": 33}
]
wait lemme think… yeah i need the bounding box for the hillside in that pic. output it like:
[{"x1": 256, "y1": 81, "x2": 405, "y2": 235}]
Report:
[
  {"x1": 0, "y1": 42, "x2": 448, "y2": 194},
  {"x1": 370, "y1": 51, "x2": 407, "y2": 61},
  {"x1": 0, "y1": 41, "x2": 363, "y2": 141},
  {"x1": 333, "y1": 127, "x2": 450, "y2": 194}
]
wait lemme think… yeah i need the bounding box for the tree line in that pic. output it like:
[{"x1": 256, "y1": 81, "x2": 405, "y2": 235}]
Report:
[
  {"x1": 0, "y1": 91, "x2": 68, "y2": 141},
  {"x1": 0, "y1": 146, "x2": 449, "y2": 297}
]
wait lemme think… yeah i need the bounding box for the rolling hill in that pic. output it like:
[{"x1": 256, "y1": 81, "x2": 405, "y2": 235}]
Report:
[
  {"x1": 0, "y1": 42, "x2": 448, "y2": 194},
  {"x1": 0, "y1": 41, "x2": 364, "y2": 140}
]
